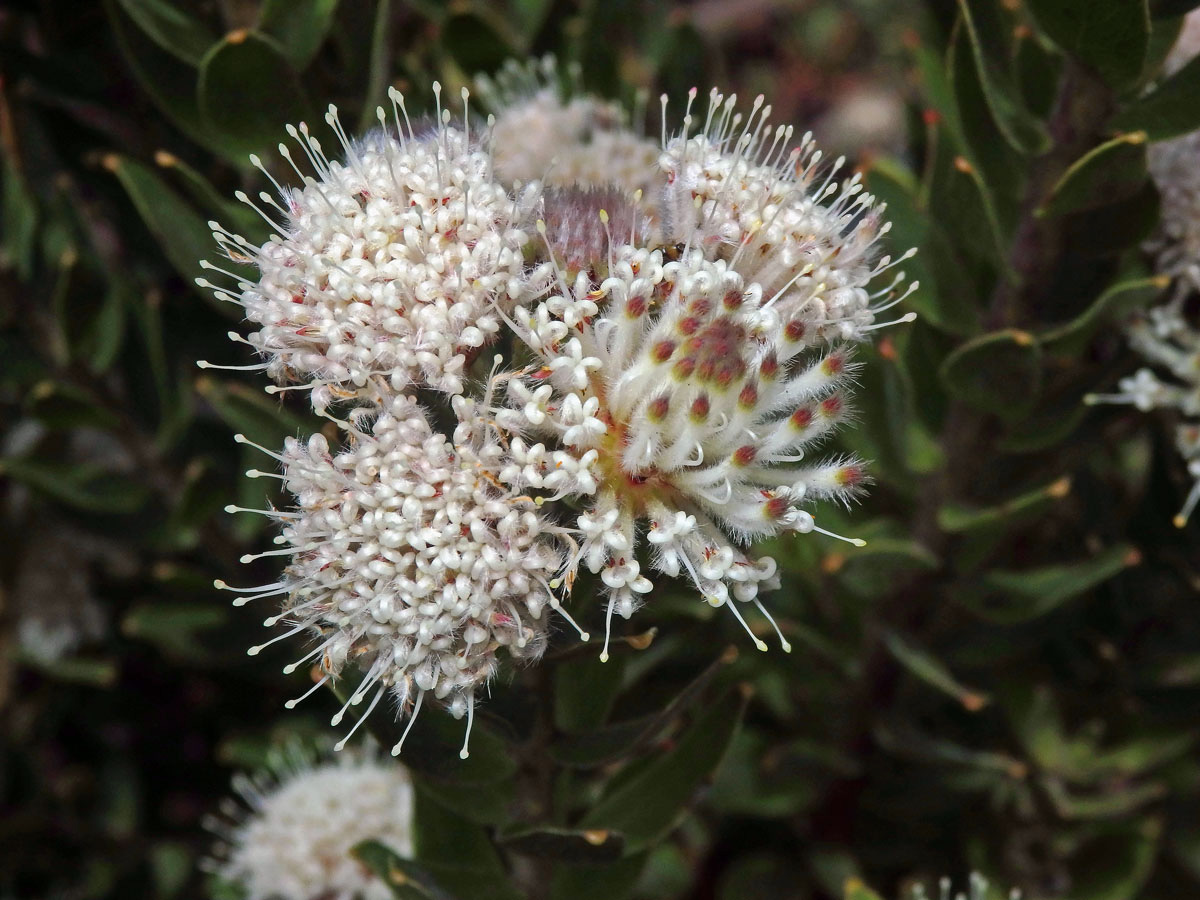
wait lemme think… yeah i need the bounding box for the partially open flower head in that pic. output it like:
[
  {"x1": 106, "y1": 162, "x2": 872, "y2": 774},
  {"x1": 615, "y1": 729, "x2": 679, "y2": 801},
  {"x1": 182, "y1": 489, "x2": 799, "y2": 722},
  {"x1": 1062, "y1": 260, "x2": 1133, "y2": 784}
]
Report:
[
  {"x1": 476, "y1": 56, "x2": 660, "y2": 198},
  {"x1": 204, "y1": 744, "x2": 413, "y2": 900},
  {"x1": 198, "y1": 85, "x2": 540, "y2": 406},
  {"x1": 1086, "y1": 302, "x2": 1200, "y2": 524},
  {"x1": 220, "y1": 392, "x2": 578, "y2": 758},
  {"x1": 497, "y1": 237, "x2": 873, "y2": 659},
  {"x1": 657, "y1": 89, "x2": 917, "y2": 343}
]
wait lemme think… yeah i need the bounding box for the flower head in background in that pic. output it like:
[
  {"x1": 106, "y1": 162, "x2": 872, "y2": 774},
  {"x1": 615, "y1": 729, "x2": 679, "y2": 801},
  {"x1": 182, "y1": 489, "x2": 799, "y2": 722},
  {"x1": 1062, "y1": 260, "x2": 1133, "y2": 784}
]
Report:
[
  {"x1": 477, "y1": 56, "x2": 661, "y2": 201},
  {"x1": 198, "y1": 86, "x2": 540, "y2": 405},
  {"x1": 1089, "y1": 14, "x2": 1200, "y2": 525},
  {"x1": 907, "y1": 872, "x2": 1022, "y2": 900},
  {"x1": 221, "y1": 390, "x2": 578, "y2": 757},
  {"x1": 203, "y1": 744, "x2": 413, "y2": 900}
]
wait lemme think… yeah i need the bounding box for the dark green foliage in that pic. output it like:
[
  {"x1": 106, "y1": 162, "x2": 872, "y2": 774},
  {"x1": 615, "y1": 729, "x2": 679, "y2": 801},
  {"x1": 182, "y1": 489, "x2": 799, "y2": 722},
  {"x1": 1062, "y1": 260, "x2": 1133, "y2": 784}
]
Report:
[{"x1": 3, "y1": 2, "x2": 1200, "y2": 900}]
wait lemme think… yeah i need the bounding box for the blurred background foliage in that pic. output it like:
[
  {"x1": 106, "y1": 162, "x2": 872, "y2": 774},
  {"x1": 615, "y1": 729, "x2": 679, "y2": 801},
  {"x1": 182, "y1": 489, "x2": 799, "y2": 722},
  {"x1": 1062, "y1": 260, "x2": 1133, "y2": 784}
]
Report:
[{"x1": 2, "y1": 0, "x2": 1200, "y2": 898}]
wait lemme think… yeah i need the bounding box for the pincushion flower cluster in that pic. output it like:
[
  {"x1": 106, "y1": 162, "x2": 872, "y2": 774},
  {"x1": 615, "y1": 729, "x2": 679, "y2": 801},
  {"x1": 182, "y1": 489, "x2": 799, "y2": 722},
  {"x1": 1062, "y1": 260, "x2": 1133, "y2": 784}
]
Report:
[
  {"x1": 204, "y1": 746, "x2": 414, "y2": 900},
  {"x1": 201, "y1": 64, "x2": 916, "y2": 754}
]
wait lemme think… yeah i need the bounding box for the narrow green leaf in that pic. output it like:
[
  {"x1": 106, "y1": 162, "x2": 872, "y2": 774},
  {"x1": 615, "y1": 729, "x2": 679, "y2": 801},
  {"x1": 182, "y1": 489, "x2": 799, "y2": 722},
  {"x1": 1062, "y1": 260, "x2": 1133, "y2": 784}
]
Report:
[
  {"x1": 152, "y1": 150, "x2": 265, "y2": 242},
  {"x1": 1038, "y1": 132, "x2": 1150, "y2": 218},
  {"x1": 579, "y1": 686, "x2": 747, "y2": 854},
  {"x1": 197, "y1": 31, "x2": 309, "y2": 159},
  {"x1": 194, "y1": 377, "x2": 313, "y2": 449},
  {"x1": 24, "y1": 380, "x2": 122, "y2": 432},
  {"x1": 938, "y1": 475, "x2": 1073, "y2": 533},
  {"x1": 555, "y1": 653, "x2": 627, "y2": 733},
  {"x1": 352, "y1": 839, "x2": 458, "y2": 900},
  {"x1": 1112, "y1": 49, "x2": 1200, "y2": 139},
  {"x1": 1041, "y1": 276, "x2": 1166, "y2": 354},
  {"x1": 121, "y1": 602, "x2": 226, "y2": 659},
  {"x1": 1043, "y1": 777, "x2": 1166, "y2": 820},
  {"x1": 105, "y1": 0, "x2": 242, "y2": 164},
  {"x1": 259, "y1": 0, "x2": 339, "y2": 68},
  {"x1": 939, "y1": 329, "x2": 1043, "y2": 418},
  {"x1": 1, "y1": 156, "x2": 38, "y2": 281},
  {"x1": 359, "y1": 0, "x2": 394, "y2": 133},
  {"x1": 441, "y1": 12, "x2": 516, "y2": 76},
  {"x1": 114, "y1": 0, "x2": 215, "y2": 65},
  {"x1": 411, "y1": 786, "x2": 522, "y2": 900},
  {"x1": 552, "y1": 648, "x2": 736, "y2": 768},
  {"x1": 0, "y1": 456, "x2": 151, "y2": 514},
  {"x1": 549, "y1": 854, "x2": 646, "y2": 900},
  {"x1": 1067, "y1": 820, "x2": 1162, "y2": 900},
  {"x1": 105, "y1": 154, "x2": 236, "y2": 308},
  {"x1": 80, "y1": 280, "x2": 129, "y2": 374},
  {"x1": 1027, "y1": 0, "x2": 1150, "y2": 88},
  {"x1": 965, "y1": 544, "x2": 1139, "y2": 623},
  {"x1": 957, "y1": 0, "x2": 1052, "y2": 153},
  {"x1": 497, "y1": 825, "x2": 625, "y2": 864},
  {"x1": 883, "y1": 630, "x2": 991, "y2": 711},
  {"x1": 843, "y1": 879, "x2": 886, "y2": 900},
  {"x1": 867, "y1": 160, "x2": 981, "y2": 337}
]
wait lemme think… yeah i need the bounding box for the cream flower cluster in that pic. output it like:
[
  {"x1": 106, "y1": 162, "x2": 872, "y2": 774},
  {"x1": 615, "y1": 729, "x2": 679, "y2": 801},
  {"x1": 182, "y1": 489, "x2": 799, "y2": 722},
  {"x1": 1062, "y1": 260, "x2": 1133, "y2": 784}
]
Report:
[
  {"x1": 204, "y1": 746, "x2": 414, "y2": 900},
  {"x1": 206, "y1": 74, "x2": 914, "y2": 754},
  {"x1": 227, "y1": 391, "x2": 571, "y2": 758},
  {"x1": 199, "y1": 90, "x2": 539, "y2": 403}
]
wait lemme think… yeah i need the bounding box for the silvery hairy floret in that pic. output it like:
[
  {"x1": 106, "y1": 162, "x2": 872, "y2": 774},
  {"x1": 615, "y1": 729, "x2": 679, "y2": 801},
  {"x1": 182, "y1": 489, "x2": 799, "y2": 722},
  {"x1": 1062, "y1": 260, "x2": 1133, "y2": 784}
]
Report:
[
  {"x1": 218, "y1": 392, "x2": 577, "y2": 758},
  {"x1": 657, "y1": 88, "x2": 917, "y2": 343},
  {"x1": 476, "y1": 56, "x2": 661, "y2": 198},
  {"x1": 197, "y1": 85, "x2": 541, "y2": 405},
  {"x1": 203, "y1": 744, "x2": 413, "y2": 900}
]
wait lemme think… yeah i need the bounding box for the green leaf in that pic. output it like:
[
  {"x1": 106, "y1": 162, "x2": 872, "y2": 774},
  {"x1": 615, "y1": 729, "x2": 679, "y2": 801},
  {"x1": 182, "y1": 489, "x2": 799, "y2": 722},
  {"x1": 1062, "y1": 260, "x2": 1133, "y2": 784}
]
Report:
[
  {"x1": 957, "y1": 0, "x2": 1052, "y2": 153},
  {"x1": 195, "y1": 377, "x2": 313, "y2": 448},
  {"x1": 0, "y1": 456, "x2": 151, "y2": 514},
  {"x1": 259, "y1": 0, "x2": 339, "y2": 68},
  {"x1": 24, "y1": 380, "x2": 122, "y2": 432},
  {"x1": 579, "y1": 686, "x2": 747, "y2": 854},
  {"x1": 152, "y1": 150, "x2": 265, "y2": 242},
  {"x1": 411, "y1": 786, "x2": 522, "y2": 900},
  {"x1": 113, "y1": 0, "x2": 215, "y2": 66},
  {"x1": 555, "y1": 652, "x2": 627, "y2": 733},
  {"x1": 843, "y1": 879, "x2": 886, "y2": 900},
  {"x1": 1043, "y1": 777, "x2": 1167, "y2": 820},
  {"x1": 352, "y1": 839, "x2": 459, "y2": 900},
  {"x1": 549, "y1": 855, "x2": 647, "y2": 900},
  {"x1": 1041, "y1": 276, "x2": 1167, "y2": 354},
  {"x1": 121, "y1": 602, "x2": 226, "y2": 659},
  {"x1": 964, "y1": 544, "x2": 1138, "y2": 623},
  {"x1": 197, "y1": 31, "x2": 309, "y2": 159},
  {"x1": 866, "y1": 160, "x2": 981, "y2": 337},
  {"x1": 359, "y1": 0, "x2": 395, "y2": 133},
  {"x1": 497, "y1": 825, "x2": 625, "y2": 864},
  {"x1": 104, "y1": 154, "x2": 235, "y2": 308},
  {"x1": 79, "y1": 280, "x2": 129, "y2": 374},
  {"x1": 1067, "y1": 820, "x2": 1162, "y2": 900},
  {"x1": 1112, "y1": 50, "x2": 1200, "y2": 139},
  {"x1": 1038, "y1": 132, "x2": 1150, "y2": 218},
  {"x1": 552, "y1": 648, "x2": 736, "y2": 768},
  {"x1": 1, "y1": 155, "x2": 38, "y2": 281},
  {"x1": 938, "y1": 475, "x2": 1073, "y2": 533},
  {"x1": 883, "y1": 629, "x2": 991, "y2": 712},
  {"x1": 1027, "y1": 0, "x2": 1150, "y2": 89},
  {"x1": 105, "y1": 0, "x2": 242, "y2": 164},
  {"x1": 939, "y1": 329, "x2": 1043, "y2": 418},
  {"x1": 441, "y1": 12, "x2": 516, "y2": 77}
]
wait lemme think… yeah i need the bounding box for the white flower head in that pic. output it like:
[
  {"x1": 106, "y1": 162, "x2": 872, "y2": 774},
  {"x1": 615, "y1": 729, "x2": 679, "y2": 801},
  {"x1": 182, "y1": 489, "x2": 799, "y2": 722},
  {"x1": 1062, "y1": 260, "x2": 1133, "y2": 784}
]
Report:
[
  {"x1": 220, "y1": 391, "x2": 584, "y2": 759},
  {"x1": 656, "y1": 88, "x2": 918, "y2": 344},
  {"x1": 476, "y1": 56, "x2": 660, "y2": 198},
  {"x1": 499, "y1": 237, "x2": 877, "y2": 660},
  {"x1": 1087, "y1": 305, "x2": 1200, "y2": 525},
  {"x1": 198, "y1": 85, "x2": 541, "y2": 406},
  {"x1": 203, "y1": 744, "x2": 413, "y2": 900}
]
